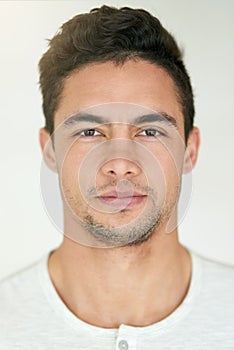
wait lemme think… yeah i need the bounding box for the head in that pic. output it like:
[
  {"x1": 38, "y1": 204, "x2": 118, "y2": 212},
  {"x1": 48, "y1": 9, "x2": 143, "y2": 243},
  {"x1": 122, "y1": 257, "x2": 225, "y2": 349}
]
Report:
[
  {"x1": 39, "y1": 5, "x2": 194, "y2": 143},
  {"x1": 39, "y1": 5, "x2": 200, "y2": 248}
]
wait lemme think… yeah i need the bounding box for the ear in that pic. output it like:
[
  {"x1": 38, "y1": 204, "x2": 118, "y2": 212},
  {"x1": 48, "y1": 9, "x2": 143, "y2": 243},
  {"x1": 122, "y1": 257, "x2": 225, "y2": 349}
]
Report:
[
  {"x1": 39, "y1": 127, "x2": 58, "y2": 173},
  {"x1": 183, "y1": 126, "x2": 200, "y2": 174}
]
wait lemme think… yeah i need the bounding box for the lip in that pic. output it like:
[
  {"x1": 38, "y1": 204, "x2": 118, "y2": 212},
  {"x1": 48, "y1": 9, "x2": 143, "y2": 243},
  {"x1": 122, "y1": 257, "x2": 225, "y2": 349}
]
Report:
[
  {"x1": 98, "y1": 191, "x2": 146, "y2": 198},
  {"x1": 97, "y1": 191, "x2": 147, "y2": 208}
]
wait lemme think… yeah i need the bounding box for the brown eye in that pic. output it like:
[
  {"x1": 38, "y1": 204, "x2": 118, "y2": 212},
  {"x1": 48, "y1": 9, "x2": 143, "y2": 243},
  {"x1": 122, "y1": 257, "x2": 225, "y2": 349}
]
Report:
[
  {"x1": 83, "y1": 129, "x2": 96, "y2": 136},
  {"x1": 138, "y1": 128, "x2": 164, "y2": 138},
  {"x1": 145, "y1": 129, "x2": 159, "y2": 137},
  {"x1": 74, "y1": 129, "x2": 102, "y2": 137}
]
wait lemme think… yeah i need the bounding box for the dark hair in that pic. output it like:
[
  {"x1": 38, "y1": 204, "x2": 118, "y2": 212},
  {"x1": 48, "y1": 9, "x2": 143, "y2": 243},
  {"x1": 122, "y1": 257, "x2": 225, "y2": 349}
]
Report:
[{"x1": 39, "y1": 5, "x2": 194, "y2": 142}]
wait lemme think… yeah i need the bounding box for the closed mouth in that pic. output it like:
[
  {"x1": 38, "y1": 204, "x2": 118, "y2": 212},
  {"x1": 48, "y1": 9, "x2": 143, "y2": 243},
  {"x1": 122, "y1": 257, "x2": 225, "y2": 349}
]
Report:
[
  {"x1": 97, "y1": 192, "x2": 147, "y2": 208},
  {"x1": 97, "y1": 191, "x2": 147, "y2": 198}
]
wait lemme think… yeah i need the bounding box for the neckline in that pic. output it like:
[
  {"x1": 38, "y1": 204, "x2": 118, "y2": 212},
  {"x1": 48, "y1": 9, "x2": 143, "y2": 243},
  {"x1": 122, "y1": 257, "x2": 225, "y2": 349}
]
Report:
[{"x1": 38, "y1": 247, "x2": 202, "y2": 336}]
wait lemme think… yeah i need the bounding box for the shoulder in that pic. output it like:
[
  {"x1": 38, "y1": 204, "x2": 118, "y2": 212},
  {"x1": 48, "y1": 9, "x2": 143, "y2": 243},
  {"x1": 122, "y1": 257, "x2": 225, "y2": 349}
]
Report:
[
  {"x1": 0, "y1": 253, "x2": 55, "y2": 346},
  {"x1": 0, "y1": 256, "x2": 42, "y2": 288},
  {"x1": 192, "y1": 250, "x2": 234, "y2": 308},
  {"x1": 196, "y1": 251, "x2": 234, "y2": 280},
  {"x1": 0, "y1": 253, "x2": 49, "y2": 313}
]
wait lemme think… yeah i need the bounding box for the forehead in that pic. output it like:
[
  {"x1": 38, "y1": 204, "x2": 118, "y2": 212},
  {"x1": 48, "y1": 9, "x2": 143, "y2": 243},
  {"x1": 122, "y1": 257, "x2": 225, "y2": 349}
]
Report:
[{"x1": 55, "y1": 60, "x2": 184, "y2": 133}]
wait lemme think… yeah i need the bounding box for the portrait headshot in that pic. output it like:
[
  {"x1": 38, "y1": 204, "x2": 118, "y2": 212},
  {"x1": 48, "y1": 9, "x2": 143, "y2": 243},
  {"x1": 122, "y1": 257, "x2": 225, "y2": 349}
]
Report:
[{"x1": 0, "y1": 1, "x2": 234, "y2": 349}]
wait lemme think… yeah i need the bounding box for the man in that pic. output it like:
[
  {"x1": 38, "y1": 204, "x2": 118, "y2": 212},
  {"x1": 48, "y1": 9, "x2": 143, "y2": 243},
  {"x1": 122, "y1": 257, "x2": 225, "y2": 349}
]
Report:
[{"x1": 0, "y1": 5, "x2": 233, "y2": 349}]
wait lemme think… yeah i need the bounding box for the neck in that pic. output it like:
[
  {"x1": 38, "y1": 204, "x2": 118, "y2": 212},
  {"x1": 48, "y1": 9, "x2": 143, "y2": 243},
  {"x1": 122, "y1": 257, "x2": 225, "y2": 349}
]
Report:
[{"x1": 48, "y1": 226, "x2": 191, "y2": 328}]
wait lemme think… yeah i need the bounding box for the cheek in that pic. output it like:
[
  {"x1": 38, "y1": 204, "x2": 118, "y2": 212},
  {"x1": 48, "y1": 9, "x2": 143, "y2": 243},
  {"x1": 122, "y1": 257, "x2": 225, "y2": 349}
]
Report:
[
  {"x1": 59, "y1": 144, "x2": 87, "y2": 194},
  {"x1": 151, "y1": 144, "x2": 183, "y2": 191},
  {"x1": 165, "y1": 162, "x2": 183, "y2": 206}
]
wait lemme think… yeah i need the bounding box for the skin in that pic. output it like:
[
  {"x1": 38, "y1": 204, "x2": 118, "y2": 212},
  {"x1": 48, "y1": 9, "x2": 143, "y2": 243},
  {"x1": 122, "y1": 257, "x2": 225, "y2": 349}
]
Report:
[{"x1": 39, "y1": 59, "x2": 200, "y2": 328}]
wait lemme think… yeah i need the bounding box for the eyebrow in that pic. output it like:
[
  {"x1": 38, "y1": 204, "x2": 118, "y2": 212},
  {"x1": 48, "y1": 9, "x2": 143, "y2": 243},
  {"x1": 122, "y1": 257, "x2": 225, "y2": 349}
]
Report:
[
  {"x1": 63, "y1": 114, "x2": 108, "y2": 126},
  {"x1": 135, "y1": 112, "x2": 177, "y2": 127},
  {"x1": 63, "y1": 112, "x2": 177, "y2": 128}
]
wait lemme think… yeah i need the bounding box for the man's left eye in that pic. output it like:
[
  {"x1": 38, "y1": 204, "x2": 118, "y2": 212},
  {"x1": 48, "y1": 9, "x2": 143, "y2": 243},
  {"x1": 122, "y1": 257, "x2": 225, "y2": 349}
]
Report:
[{"x1": 138, "y1": 128, "x2": 164, "y2": 138}]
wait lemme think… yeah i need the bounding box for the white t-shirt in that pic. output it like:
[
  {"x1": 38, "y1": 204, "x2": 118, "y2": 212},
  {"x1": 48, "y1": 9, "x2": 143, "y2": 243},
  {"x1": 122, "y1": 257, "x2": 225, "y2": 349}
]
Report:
[{"x1": 0, "y1": 248, "x2": 234, "y2": 350}]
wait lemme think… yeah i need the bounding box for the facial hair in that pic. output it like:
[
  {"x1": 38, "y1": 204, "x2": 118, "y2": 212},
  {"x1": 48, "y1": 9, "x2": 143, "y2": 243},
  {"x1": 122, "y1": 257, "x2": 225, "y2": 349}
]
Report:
[
  {"x1": 79, "y1": 193, "x2": 173, "y2": 248},
  {"x1": 63, "y1": 182, "x2": 180, "y2": 248}
]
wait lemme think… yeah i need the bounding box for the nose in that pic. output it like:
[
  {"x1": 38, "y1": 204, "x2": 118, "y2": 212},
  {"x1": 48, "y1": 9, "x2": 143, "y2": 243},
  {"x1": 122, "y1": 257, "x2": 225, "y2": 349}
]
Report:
[{"x1": 100, "y1": 158, "x2": 141, "y2": 179}]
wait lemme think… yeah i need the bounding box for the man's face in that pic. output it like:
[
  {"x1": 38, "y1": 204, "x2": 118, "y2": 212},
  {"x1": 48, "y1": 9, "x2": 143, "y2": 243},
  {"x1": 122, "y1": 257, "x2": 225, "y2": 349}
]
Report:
[{"x1": 41, "y1": 59, "x2": 196, "y2": 247}]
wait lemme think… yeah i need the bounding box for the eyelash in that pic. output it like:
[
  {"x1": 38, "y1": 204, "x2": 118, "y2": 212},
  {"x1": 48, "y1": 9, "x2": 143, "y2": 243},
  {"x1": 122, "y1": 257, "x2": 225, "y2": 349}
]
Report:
[
  {"x1": 74, "y1": 128, "x2": 166, "y2": 139},
  {"x1": 77, "y1": 129, "x2": 100, "y2": 137},
  {"x1": 137, "y1": 129, "x2": 166, "y2": 138}
]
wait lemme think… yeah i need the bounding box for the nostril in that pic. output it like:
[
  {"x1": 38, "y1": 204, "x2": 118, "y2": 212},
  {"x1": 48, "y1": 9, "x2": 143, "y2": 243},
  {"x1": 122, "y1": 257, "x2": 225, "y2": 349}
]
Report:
[{"x1": 101, "y1": 159, "x2": 141, "y2": 178}]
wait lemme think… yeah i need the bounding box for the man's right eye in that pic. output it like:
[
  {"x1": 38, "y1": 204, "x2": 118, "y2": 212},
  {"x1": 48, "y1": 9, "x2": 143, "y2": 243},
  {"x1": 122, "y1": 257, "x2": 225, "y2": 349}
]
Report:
[{"x1": 74, "y1": 129, "x2": 102, "y2": 137}]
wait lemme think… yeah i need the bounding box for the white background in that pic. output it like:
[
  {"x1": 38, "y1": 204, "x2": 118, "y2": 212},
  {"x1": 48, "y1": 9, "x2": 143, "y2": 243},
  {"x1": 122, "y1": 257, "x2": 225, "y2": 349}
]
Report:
[{"x1": 0, "y1": 0, "x2": 233, "y2": 280}]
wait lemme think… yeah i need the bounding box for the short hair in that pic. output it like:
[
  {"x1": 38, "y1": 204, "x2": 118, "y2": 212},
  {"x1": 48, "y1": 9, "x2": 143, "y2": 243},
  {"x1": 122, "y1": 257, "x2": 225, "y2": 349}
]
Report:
[{"x1": 39, "y1": 5, "x2": 194, "y2": 142}]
